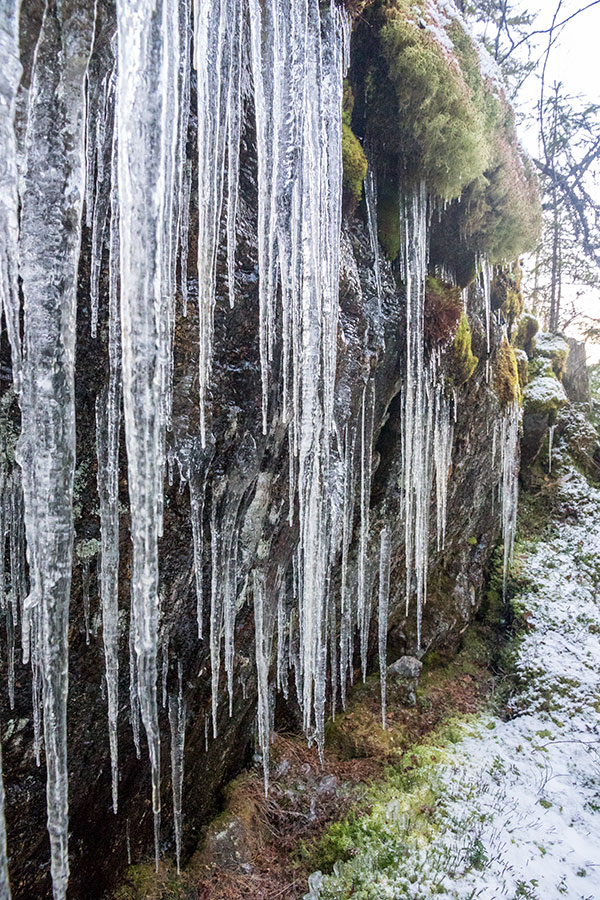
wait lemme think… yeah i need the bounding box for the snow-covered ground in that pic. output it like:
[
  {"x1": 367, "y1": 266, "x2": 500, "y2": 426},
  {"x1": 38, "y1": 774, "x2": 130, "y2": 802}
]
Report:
[{"x1": 308, "y1": 466, "x2": 600, "y2": 900}]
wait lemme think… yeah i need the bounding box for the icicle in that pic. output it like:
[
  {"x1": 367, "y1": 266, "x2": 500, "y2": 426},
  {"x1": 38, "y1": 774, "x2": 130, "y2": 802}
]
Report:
[
  {"x1": 116, "y1": 0, "x2": 184, "y2": 863},
  {"x1": 190, "y1": 476, "x2": 206, "y2": 640},
  {"x1": 16, "y1": 4, "x2": 95, "y2": 896},
  {"x1": 365, "y1": 169, "x2": 383, "y2": 314},
  {"x1": 249, "y1": 0, "x2": 349, "y2": 749},
  {"x1": 253, "y1": 570, "x2": 271, "y2": 794},
  {"x1": 96, "y1": 121, "x2": 122, "y2": 812},
  {"x1": 128, "y1": 592, "x2": 141, "y2": 760},
  {"x1": 499, "y1": 399, "x2": 520, "y2": 594},
  {"x1": 401, "y1": 182, "x2": 430, "y2": 650},
  {"x1": 0, "y1": 742, "x2": 10, "y2": 900},
  {"x1": 194, "y1": 0, "x2": 244, "y2": 446},
  {"x1": 82, "y1": 557, "x2": 91, "y2": 646},
  {"x1": 161, "y1": 632, "x2": 169, "y2": 709},
  {"x1": 126, "y1": 819, "x2": 131, "y2": 866},
  {"x1": 358, "y1": 381, "x2": 375, "y2": 680},
  {"x1": 0, "y1": 0, "x2": 23, "y2": 386},
  {"x1": 480, "y1": 257, "x2": 493, "y2": 374},
  {"x1": 548, "y1": 424, "x2": 556, "y2": 473},
  {"x1": 433, "y1": 378, "x2": 454, "y2": 552},
  {"x1": 168, "y1": 664, "x2": 186, "y2": 875},
  {"x1": 209, "y1": 504, "x2": 221, "y2": 738},
  {"x1": 378, "y1": 526, "x2": 391, "y2": 730}
]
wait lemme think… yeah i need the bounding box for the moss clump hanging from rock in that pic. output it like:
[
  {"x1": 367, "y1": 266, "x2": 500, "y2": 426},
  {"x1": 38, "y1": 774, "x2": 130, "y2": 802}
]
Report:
[
  {"x1": 491, "y1": 262, "x2": 523, "y2": 329},
  {"x1": 342, "y1": 83, "x2": 368, "y2": 204},
  {"x1": 495, "y1": 338, "x2": 520, "y2": 406},
  {"x1": 514, "y1": 313, "x2": 539, "y2": 358},
  {"x1": 514, "y1": 348, "x2": 529, "y2": 392},
  {"x1": 424, "y1": 276, "x2": 462, "y2": 346},
  {"x1": 349, "y1": 0, "x2": 541, "y2": 267},
  {"x1": 448, "y1": 311, "x2": 478, "y2": 386}
]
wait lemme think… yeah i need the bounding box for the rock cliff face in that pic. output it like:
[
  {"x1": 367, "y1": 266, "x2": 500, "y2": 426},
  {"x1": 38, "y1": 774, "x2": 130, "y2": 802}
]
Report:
[{"x1": 0, "y1": 2, "x2": 538, "y2": 898}]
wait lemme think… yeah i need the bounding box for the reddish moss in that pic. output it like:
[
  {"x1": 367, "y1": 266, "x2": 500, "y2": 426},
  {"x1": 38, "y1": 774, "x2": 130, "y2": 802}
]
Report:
[{"x1": 424, "y1": 276, "x2": 462, "y2": 346}]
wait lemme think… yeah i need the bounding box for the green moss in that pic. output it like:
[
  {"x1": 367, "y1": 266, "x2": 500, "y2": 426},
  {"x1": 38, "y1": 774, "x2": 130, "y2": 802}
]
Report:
[
  {"x1": 424, "y1": 276, "x2": 462, "y2": 345},
  {"x1": 348, "y1": 1, "x2": 541, "y2": 268},
  {"x1": 376, "y1": 1, "x2": 488, "y2": 200},
  {"x1": 534, "y1": 333, "x2": 570, "y2": 379},
  {"x1": 491, "y1": 263, "x2": 524, "y2": 331},
  {"x1": 495, "y1": 338, "x2": 520, "y2": 406},
  {"x1": 342, "y1": 82, "x2": 368, "y2": 204},
  {"x1": 515, "y1": 313, "x2": 540, "y2": 358},
  {"x1": 448, "y1": 311, "x2": 478, "y2": 386},
  {"x1": 514, "y1": 348, "x2": 529, "y2": 391}
]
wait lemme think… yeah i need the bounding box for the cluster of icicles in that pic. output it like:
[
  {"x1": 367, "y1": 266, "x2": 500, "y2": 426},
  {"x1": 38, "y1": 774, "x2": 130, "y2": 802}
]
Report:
[{"x1": 0, "y1": 1, "x2": 519, "y2": 897}]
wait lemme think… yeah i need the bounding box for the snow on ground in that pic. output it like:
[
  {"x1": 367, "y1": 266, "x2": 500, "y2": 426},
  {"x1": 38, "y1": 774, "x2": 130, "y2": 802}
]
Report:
[{"x1": 309, "y1": 466, "x2": 600, "y2": 900}]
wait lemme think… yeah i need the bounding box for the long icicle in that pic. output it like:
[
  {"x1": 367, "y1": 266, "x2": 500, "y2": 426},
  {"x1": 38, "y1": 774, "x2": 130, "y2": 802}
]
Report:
[
  {"x1": 116, "y1": 0, "x2": 182, "y2": 868},
  {"x1": 17, "y1": 3, "x2": 95, "y2": 897}
]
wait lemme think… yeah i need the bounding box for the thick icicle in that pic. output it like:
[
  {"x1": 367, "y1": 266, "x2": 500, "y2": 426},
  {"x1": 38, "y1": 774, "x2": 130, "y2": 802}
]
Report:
[
  {"x1": 168, "y1": 665, "x2": 186, "y2": 874},
  {"x1": 16, "y1": 4, "x2": 94, "y2": 896},
  {"x1": 378, "y1": 525, "x2": 391, "y2": 730},
  {"x1": 116, "y1": 0, "x2": 182, "y2": 864},
  {"x1": 0, "y1": 0, "x2": 23, "y2": 384}
]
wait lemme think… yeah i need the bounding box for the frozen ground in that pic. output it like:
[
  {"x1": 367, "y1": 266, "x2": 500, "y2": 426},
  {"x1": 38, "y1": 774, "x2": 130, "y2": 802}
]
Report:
[{"x1": 308, "y1": 465, "x2": 600, "y2": 900}]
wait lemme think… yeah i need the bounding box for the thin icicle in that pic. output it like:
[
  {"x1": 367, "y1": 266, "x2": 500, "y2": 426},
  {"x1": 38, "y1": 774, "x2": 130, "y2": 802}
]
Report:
[
  {"x1": 194, "y1": 0, "x2": 244, "y2": 446},
  {"x1": 96, "y1": 122, "x2": 122, "y2": 812},
  {"x1": 548, "y1": 424, "x2": 556, "y2": 474},
  {"x1": 378, "y1": 525, "x2": 391, "y2": 730},
  {"x1": 358, "y1": 381, "x2": 375, "y2": 680},
  {"x1": 168, "y1": 664, "x2": 186, "y2": 875},
  {"x1": 253, "y1": 570, "x2": 271, "y2": 794},
  {"x1": 499, "y1": 399, "x2": 520, "y2": 595},
  {"x1": 0, "y1": 742, "x2": 11, "y2": 900},
  {"x1": 365, "y1": 169, "x2": 383, "y2": 314}
]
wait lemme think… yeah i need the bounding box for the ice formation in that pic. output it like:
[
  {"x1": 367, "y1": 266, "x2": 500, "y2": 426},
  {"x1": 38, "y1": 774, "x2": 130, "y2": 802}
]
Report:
[{"x1": 0, "y1": 1, "x2": 521, "y2": 895}]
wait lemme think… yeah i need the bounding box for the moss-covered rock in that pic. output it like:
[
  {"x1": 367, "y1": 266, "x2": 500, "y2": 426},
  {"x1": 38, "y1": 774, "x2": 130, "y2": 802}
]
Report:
[
  {"x1": 523, "y1": 376, "x2": 568, "y2": 419},
  {"x1": 349, "y1": 0, "x2": 541, "y2": 268},
  {"x1": 534, "y1": 332, "x2": 570, "y2": 379},
  {"x1": 448, "y1": 311, "x2": 478, "y2": 386},
  {"x1": 424, "y1": 275, "x2": 462, "y2": 345},
  {"x1": 514, "y1": 348, "x2": 529, "y2": 392},
  {"x1": 514, "y1": 312, "x2": 540, "y2": 358},
  {"x1": 342, "y1": 83, "x2": 368, "y2": 204},
  {"x1": 495, "y1": 338, "x2": 520, "y2": 406},
  {"x1": 491, "y1": 263, "x2": 523, "y2": 330}
]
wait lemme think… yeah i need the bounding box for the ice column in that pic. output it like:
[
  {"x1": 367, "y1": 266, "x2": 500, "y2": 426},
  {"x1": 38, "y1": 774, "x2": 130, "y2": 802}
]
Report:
[
  {"x1": 116, "y1": 0, "x2": 183, "y2": 865},
  {"x1": 17, "y1": 4, "x2": 95, "y2": 897},
  {"x1": 0, "y1": 0, "x2": 23, "y2": 384}
]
